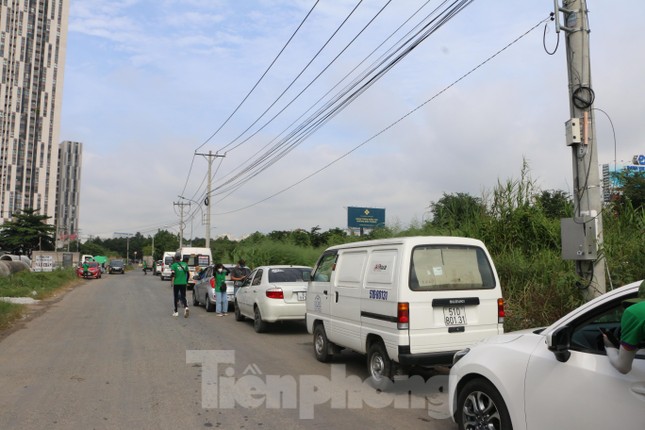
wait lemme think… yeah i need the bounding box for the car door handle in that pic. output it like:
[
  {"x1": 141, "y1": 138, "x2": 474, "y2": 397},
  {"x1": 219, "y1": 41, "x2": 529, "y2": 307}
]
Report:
[
  {"x1": 632, "y1": 384, "x2": 645, "y2": 398},
  {"x1": 323, "y1": 290, "x2": 328, "y2": 295}
]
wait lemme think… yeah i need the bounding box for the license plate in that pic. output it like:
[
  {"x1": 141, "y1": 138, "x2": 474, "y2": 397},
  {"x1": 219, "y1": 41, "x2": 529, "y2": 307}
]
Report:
[
  {"x1": 443, "y1": 306, "x2": 467, "y2": 326},
  {"x1": 297, "y1": 292, "x2": 306, "y2": 301}
]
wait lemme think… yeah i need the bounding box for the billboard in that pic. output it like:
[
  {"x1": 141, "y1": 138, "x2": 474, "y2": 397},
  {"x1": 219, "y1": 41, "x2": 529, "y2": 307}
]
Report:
[{"x1": 347, "y1": 207, "x2": 385, "y2": 229}]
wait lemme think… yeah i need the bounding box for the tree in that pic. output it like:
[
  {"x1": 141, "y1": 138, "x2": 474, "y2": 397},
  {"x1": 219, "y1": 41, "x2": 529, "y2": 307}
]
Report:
[
  {"x1": 0, "y1": 208, "x2": 56, "y2": 256},
  {"x1": 430, "y1": 192, "x2": 486, "y2": 229},
  {"x1": 612, "y1": 170, "x2": 645, "y2": 212},
  {"x1": 534, "y1": 190, "x2": 573, "y2": 219}
]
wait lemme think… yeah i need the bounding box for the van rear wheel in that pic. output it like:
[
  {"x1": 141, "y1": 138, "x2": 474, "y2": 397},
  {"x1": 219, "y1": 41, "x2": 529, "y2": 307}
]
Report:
[
  {"x1": 313, "y1": 324, "x2": 332, "y2": 362},
  {"x1": 367, "y1": 342, "x2": 393, "y2": 390}
]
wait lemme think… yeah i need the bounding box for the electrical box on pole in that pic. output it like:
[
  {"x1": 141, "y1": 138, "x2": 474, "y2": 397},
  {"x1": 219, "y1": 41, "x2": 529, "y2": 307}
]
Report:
[{"x1": 554, "y1": 0, "x2": 606, "y2": 299}]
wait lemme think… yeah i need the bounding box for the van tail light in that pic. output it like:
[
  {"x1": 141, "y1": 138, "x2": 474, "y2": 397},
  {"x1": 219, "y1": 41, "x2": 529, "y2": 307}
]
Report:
[
  {"x1": 498, "y1": 298, "x2": 505, "y2": 324},
  {"x1": 397, "y1": 302, "x2": 409, "y2": 330},
  {"x1": 266, "y1": 289, "x2": 284, "y2": 300},
  {"x1": 210, "y1": 278, "x2": 215, "y2": 289}
]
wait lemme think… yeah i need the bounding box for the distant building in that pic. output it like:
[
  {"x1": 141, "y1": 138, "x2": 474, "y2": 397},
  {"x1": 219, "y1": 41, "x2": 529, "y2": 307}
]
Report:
[
  {"x1": 0, "y1": 1, "x2": 70, "y2": 223},
  {"x1": 56, "y1": 141, "x2": 81, "y2": 248},
  {"x1": 602, "y1": 154, "x2": 645, "y2": 202}
]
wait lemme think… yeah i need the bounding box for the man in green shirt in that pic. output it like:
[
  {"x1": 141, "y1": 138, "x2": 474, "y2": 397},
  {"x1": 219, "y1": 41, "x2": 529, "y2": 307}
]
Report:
[
  {"x1": 170, "y1": 255, "x2": 190, "y2": 318},
  {"x1": 604, "y1": 280, "x2": 645, "y2": 374}
]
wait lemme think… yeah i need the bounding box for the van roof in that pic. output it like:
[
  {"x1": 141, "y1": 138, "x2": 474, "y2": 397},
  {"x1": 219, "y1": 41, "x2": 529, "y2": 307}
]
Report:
[{"x1": 325, "y1": 236, "x2": 485, "y2": 251}]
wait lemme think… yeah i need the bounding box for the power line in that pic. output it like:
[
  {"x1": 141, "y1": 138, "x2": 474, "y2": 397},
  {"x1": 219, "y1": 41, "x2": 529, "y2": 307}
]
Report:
[
  {"x1": 213, "y1": 15, "x2": 551, "y2": 216},
  {"x1": 194, "y1": 0, "x2": 321, "y2": 153},
  {"x1": 211, "y1": 0, "x2": 475, "y2": 199}
]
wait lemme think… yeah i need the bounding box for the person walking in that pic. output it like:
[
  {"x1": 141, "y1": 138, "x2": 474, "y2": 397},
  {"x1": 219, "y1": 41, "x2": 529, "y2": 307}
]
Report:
[
  {"x1": 214, "y1": 263, "x2": 228, "y2": 316},
  {"x1": 170, "y1": 254, "x2": 190, "y2": 318},
  {"x1": 230, "y1": 259, "x2": 251, "y2": 297}
]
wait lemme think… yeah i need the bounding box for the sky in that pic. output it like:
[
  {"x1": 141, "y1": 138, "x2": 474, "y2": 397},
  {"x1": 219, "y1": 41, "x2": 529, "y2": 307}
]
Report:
[{"x1": 60, "y1": 0, "x2": 645, "y2": 241}]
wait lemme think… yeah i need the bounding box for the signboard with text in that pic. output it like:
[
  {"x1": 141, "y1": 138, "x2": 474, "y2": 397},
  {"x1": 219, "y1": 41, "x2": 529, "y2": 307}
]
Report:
[{"x1": 347, "y1": 207, "x2": 385, "y2": 229}]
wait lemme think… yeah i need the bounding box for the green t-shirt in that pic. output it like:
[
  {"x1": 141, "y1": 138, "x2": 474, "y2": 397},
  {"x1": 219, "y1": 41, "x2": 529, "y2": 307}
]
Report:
[
  {"x1": 171, "y1": 261, "x2": 189, "y2": 286},
  {"x1": 621, "y1": 301, "x2": 645, "y2": 349},
  {"x1": 215, "y1": 271, "x2": 227, "y2": 292}
]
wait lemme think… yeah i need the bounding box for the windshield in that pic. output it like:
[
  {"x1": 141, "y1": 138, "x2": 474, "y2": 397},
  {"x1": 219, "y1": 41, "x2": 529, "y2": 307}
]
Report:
[
  {"x1": 110, "y1": 260, "x2": 124, "y2": 267},
  {"x1": 268, "y1": 268, "x2": 311, "y2": 283}
]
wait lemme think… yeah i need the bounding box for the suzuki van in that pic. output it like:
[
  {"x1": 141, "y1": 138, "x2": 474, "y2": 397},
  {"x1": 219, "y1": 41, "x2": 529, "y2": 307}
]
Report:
[{"x1": 305, "y1": 236, "x2": 504, "y2": 387}]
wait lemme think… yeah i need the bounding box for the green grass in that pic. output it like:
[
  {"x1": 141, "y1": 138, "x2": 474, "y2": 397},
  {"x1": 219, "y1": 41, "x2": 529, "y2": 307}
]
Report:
[
  {"x1": 0, "y1": 269, "x2": 79, "y2": 330},
  {"x1": 0, "y1": 268, "x2": 78, "y2": 299},
  {"x1": 0, "y1": 301, "x2": 24, "y2": 331}
]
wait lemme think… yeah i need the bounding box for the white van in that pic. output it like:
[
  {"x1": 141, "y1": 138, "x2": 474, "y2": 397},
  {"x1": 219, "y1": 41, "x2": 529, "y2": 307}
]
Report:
[
  {"x1": 160, "y1": 251, "x2": 176, "y2": 280},
  {"x1": 178, "y1": 246, "x2": 212, "y2": 289},
  {"x1": 305, "y1": 236, "x2": 504, "y2": 386}
]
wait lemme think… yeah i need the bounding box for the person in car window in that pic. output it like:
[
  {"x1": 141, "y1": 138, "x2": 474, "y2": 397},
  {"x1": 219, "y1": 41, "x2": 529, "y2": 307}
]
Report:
[
  {"x1": 214, "y1": 263, "x2": 228, "y2": 316},
  {"x1": 170, "y1": 254, "x2": 190, "y2": 318},
  {"x1": 230, "y1": 259, "x2": 251, "y2": 296},
  {"x1": 604, "y1": 280, "x2": 645, "y2": 374}
]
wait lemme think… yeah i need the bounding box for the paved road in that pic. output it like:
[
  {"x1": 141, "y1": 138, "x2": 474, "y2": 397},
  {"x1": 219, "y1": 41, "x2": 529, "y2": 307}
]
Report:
[{"x1": 0, "y1": 271, "x2": 457, "y2": 430}]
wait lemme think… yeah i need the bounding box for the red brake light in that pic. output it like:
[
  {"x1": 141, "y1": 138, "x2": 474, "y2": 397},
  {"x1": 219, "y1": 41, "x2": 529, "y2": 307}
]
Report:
[
  {"x1": 266, "y1": 289, "x2": 284, "y2": 299},
  {"x1": 498, "y1": 298, "x2": 505, "y2": 323},
  {"x1": 210, "y1": 278, "x2": 215, "y2": 289},
  {"x1": 397, "y1": 302, "x2": 409, "y2": 329}
]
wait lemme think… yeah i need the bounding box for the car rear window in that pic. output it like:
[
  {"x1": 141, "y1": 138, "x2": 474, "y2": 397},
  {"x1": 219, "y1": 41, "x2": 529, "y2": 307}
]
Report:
[
  {"x1": 268, "y1": 268, "x2": 311, "y2": 283},
  {"x1": 409, "y1": 245, "x2": 496, "y2": 291}
]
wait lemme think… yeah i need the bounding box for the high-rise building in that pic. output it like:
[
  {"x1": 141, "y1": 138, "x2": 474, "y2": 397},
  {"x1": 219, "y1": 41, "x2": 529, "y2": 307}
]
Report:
[
  {"x1": 0, "y1": 0, "x2": 70, "y2": 223},
  {"x1": 56, "y1": 140, "x2": 81, "y2": 247}
]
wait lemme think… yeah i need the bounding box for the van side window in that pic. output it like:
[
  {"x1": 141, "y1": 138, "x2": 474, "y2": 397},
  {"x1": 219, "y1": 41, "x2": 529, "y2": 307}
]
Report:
[
  {"x1": 409, "y1": 245, "x2": 496, "y2": 291},
  {"x1": 312, "y1": 252, "x2": 336, "y2": 282}
]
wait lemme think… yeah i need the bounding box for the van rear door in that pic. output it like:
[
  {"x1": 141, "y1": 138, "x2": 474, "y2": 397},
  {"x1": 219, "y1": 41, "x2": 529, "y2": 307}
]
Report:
[{"x1": 406, "y1": 244, "x2": 502, "y2": 354}]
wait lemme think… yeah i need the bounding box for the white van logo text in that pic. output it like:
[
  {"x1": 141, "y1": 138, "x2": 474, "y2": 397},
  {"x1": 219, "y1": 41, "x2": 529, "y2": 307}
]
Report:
[{"x1": 373, "y1": 263, "x2": 388, "y2": 272}]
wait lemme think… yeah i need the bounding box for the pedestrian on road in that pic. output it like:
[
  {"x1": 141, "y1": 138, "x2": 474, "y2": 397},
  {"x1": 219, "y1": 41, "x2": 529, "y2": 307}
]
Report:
[
  {"x1": 143, "y1": 259, "x2": 148, "y2": 275},
  {"x1": 214, "y1": 263, "x2": 228, "y2": 316},
  {"x1": 604, "y1": 280, "x2": 645, "y2": 374},
  {"x1": 230, "y1": 259, "x2": 251, "y2": 297},
  {"x1": 170, "y1": 254, "x2": 190, "y2": 318}
]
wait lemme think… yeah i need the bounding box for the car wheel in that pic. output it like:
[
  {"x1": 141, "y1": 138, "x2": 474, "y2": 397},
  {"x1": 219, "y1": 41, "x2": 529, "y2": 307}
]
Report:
[
  {"x1": 234, "y1": 301, "x2": 245, "y2": 321},
  {"x1": 367, "y1": 342, "x2": 394, "y2": 390},
  {"x1": 456, "y1": 378, "x2": 512, "y2": 430},
  {"x1": 253, "y1": 306, "x2": 267, "y2": 333},
  {"x1": 313, "y1": 324, "x2": 332, "y2": 363},
  {"x1": 205, "y1": 294, "x2": 215, "y2": 312}
]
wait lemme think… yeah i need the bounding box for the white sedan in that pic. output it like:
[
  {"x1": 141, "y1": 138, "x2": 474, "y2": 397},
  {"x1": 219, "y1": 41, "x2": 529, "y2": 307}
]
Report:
[
  {"x1": 449, "y1": 279, "x2": 645, "y2": 430},
  {"x1": 234, "y1": 265, "x2": 312, "y2": 333}
]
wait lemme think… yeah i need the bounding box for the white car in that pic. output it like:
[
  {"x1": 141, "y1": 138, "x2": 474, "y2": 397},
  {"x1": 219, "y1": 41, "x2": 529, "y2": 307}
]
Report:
[
  {"x1": 234, "y1": 265, "x2": 312, "y2": 333},
  {"x1": 449, "y1": 280, "x2": 645, "y2": 430}
]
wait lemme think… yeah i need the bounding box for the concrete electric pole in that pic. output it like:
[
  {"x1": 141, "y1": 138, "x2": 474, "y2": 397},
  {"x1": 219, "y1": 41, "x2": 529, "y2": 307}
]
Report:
[
  {"x1": 195, "y1": 151, "x2": 225, "y2": 249},
  {"x1": 173, "y1": 201, "x2": 190, "y2": 248},
  {"x1": 555, "y1": 0, "x2": 606, "y2": 299}
]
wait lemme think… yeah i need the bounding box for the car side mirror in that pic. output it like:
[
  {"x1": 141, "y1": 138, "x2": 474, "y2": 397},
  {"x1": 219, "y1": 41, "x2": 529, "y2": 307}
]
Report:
[{"x1": 547, "y1": 325, "x2": 572, "y2": 362}]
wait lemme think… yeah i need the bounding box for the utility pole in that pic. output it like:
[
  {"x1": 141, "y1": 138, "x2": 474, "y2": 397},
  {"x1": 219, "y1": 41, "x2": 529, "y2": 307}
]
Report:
[
  {"x1": 173, "y1": 201, "x2": 190, "y2": 248},
  {"x1": 555, "y1": 0, "x2": 606, "y2": 299},
  {"x1": 114, "y1": 232, "x2": 133, "y2": 264},
  {"x1": 195, "y1": 151, "x2": 225, "y2": 249}
]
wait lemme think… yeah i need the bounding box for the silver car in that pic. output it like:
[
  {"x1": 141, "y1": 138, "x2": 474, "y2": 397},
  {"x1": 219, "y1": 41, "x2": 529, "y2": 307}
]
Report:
[{"x1": 192, "y1": 265, "x2": 235, "y2": 312}]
